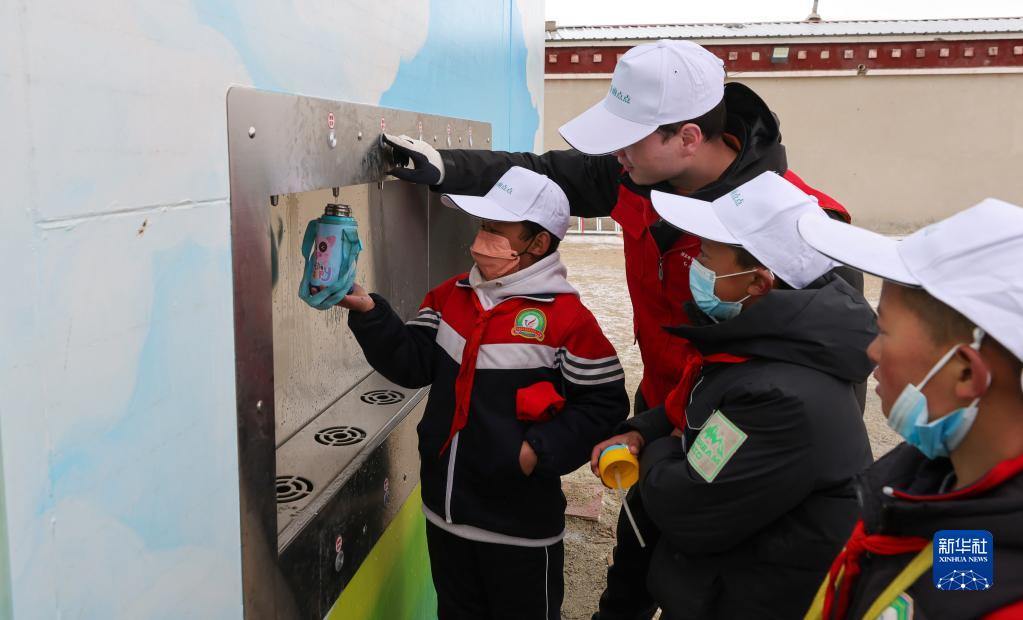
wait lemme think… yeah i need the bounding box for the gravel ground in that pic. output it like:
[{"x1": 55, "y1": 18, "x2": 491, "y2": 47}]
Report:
[{"x1": 556, "y1": 235, "x2": 901, "y2": 620}]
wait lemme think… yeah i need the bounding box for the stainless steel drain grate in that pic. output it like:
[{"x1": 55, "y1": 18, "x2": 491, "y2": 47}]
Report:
[
  {"x1": 276, "y1": 475, "x2": 314, "y2": 503},
  {"x1": 314, "y1": 426, "x2": 367, "y2": 446},
  {"x1": 360, "y1": 389, "x2": 405, "y2": 405}
]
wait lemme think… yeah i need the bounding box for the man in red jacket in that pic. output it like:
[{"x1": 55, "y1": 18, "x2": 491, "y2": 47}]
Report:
[{"x1": 382, "y1": 40, "x2": 857, "y2": 619}]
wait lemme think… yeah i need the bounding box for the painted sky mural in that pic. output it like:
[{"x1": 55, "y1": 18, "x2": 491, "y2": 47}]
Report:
[{"x1": 0, "y1": 1, "x2": 542, "y2": 616}]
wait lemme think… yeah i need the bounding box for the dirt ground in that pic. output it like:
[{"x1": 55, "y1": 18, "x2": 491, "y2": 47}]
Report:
[{"x1": 556, "y1": 236, "x2": 901, "y2": 620}]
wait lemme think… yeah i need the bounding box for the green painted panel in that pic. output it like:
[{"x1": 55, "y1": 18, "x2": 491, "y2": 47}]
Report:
[{"x1": 325, "y1": 486, "x2": 436, "y2": 620}]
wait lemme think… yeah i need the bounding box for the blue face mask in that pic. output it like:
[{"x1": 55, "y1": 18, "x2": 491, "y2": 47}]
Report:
[
  {"x1": 689, "y1": 259, "x2": 757, "y2": 322},
  {"x1": 887, "y1": 328, "x2": 986, "y2": 459}
]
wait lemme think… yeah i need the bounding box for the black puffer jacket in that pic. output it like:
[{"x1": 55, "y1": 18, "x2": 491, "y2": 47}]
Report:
[
  {"x1": 626, "y1": 273, "x2": 877, "y2": 619},
  {"x1": 832, "y1": 444, "x2": 1023, "y2": 619}
]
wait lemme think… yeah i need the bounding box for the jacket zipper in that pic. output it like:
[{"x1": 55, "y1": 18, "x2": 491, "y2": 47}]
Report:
[
  {"x1": 444, "y1": 432, "x2": 459, "y2": 523},
  {"x1": 681, "y1": 376, "x2": 707, "y2": 454}
]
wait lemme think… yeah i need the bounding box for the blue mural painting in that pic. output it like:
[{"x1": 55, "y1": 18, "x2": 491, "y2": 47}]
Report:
[{"x1": 381, "y1": 0, "x2": 540, "y2": 152}]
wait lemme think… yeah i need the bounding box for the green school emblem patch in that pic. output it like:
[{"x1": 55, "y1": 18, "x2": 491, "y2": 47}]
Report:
[
  {"x1": 687, "y1": 410, "x2": 748, "y2": 482},
  {"x1": 511, "y1": 308, "x2": 547, "y2": 341}
]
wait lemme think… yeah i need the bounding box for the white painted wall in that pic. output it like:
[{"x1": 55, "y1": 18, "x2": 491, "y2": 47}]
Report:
[{"x1": 0, "y1": 0, "x2": 544, "y2": 616}]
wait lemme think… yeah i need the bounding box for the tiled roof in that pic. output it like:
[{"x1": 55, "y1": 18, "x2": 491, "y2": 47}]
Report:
[{"x1": 546, "y1": 17, "x2": 1023, "y2": 42}]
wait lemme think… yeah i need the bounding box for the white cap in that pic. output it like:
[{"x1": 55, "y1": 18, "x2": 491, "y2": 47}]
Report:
[
  {"x1": 798, "y1": 199, "x2": 1023, "y2": 362},
  {"x1": 650, "y1": 171, "x2": 838, "y2": 289},
  {"x1": 440, "y1": 166, "x2": 570, "y2": 239},
  {"x1": 558, "y1": 40, "x2": 726, "y2": 155}
]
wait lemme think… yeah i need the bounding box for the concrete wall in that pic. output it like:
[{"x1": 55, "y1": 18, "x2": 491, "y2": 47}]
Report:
[
  {"x1": 0, "y1": 1, "x2": 543, "y2": 617},
  {"x1": 545, "y1": 72, "x2": 1023, "y2": 231}
]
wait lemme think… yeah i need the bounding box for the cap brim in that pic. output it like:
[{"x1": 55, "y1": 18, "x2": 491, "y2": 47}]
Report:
[
  {"x1": 651, "y1": 190, "x2": 740, "y2": 244},
  {"x1": 440, "y1": 194, "x2": 523, "y2": 223},
  {"x1": 558, "y1": 100, "x2": 657, "y2": 155},
  {"x1": 797, "y1": 214, "x2": 919, "y2": 286}
]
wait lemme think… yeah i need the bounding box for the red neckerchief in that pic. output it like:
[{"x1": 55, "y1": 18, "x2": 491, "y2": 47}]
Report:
[
  {"x1": 822, "y1": 519, "x2": 929, "y2": 619},
  {"x1": 663, "y1": 352, "x2": 749, "y2": 429},
  {"x1": 441, "y1": 293, "x2": 504, "y2": 455}
]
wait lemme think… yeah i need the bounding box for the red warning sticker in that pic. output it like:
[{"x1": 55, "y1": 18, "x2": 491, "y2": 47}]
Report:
[{"x1": 327, "y1": 113, "x2": 335, "y2": 129}]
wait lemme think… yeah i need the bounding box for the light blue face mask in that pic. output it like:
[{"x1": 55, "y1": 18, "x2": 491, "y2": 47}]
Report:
[
  {"x1": 887, "y1": 328, "x2": 987, "y2": 459},
  {"x1": 689, "y1": 259, "x2": 757, "y2": 322}
]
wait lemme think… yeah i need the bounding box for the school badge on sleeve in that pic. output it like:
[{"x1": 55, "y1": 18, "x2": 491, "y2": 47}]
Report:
[
  {"x1": 687, "y1": 410, "x2": 747, "y2": 482},
  {"x1": 511, "y1": 308, "x2": 547, "y2": 341}
]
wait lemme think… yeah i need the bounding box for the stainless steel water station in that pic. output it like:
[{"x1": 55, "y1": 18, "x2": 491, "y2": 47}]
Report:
[{"x1": 227, "y1": 87, "x2": 490, "y2": 617}]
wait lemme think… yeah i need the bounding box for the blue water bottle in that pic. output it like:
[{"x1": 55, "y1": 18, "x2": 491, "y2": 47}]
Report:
[{"x1": 304, "y1": 203, "x2": 362, "y2": 304}]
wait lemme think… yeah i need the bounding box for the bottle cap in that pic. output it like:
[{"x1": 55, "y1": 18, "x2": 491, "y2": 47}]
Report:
[
  {"x1": 598, "y1": 444, "x2": 639, "y2": 490},
  {"x1": 324, "y1": 203, "x2": 352, "y2": 217}
]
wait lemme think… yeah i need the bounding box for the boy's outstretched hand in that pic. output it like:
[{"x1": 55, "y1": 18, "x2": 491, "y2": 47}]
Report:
[
  {"x1": 590, "y1": 431, "x2": 644, "y2": 477},
  {"x1": 332, "y1": 283, "x2": 376, "y2": 313}
]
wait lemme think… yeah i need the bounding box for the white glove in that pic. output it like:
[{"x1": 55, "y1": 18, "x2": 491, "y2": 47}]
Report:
[{"x1": 381, "y1": 133, "x2": 445, "y2": 185}]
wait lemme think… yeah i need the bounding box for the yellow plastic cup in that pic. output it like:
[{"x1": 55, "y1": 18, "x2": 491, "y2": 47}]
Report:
[
  {"x1": 598, "y1": 444, "x2": 639, "y2": 490},
  {"x1": 597, "y1": 444, "x2": 647, "y2": 548}
]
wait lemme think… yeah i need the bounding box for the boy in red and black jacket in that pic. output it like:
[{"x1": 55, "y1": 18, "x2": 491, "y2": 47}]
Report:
[{"x1": 338, "y1": 166, "x2": 629, "y2": 619}]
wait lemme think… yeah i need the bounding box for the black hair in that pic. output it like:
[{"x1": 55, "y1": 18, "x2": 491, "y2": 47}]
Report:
[
  {"x1": 898, "y1": 286, "x2": 976, "y2": 345},
  {"x1": 733, "y1": 247, "x2": 762, "y2": 270},
  {"x1": 521, "y1": 220, "x2": 561, "y2": 257},
  {"x1": 655, "y1": 97, "x2": 728, "y2": 143},
  {"x1": 895, "y1": 286, "x2": 1022, "y2": 372}
]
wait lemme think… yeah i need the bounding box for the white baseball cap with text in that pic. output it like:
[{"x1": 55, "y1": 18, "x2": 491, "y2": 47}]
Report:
[
  {"x1": 559, "y1": 40, "x2": 726, "y2": 155},
  {"x1": 798, "y1": 199, "x2": 1023, "y2": 363},
  {"x1": 440, "y1": 166, "x2": 571, "y2": 239},
  {"x1": 651, "y1": 171, "x2": 837, "y2": 289}
]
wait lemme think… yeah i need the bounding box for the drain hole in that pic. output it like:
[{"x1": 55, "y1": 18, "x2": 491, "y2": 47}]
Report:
[
  {"x1": 276, "y1": 475, "x2": 314, "y2": 503},
  {"x1": 360, "y1": 389, "x2": 405, "y2": 405},
  {"x1": 315, "y1": 426, "x2": 367, "y2": 446}
]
